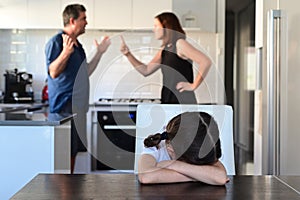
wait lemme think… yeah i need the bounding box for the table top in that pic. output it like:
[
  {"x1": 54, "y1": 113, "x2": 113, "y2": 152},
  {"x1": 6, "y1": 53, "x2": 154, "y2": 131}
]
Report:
[{"x1": 11, "y1": 174, "x2": 300, "y2": 200}]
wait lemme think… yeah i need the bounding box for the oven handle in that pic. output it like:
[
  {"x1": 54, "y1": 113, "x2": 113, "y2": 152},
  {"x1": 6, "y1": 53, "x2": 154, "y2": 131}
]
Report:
[{"x1": 103, "y1": 125, "x2": 136, "y2": 130}]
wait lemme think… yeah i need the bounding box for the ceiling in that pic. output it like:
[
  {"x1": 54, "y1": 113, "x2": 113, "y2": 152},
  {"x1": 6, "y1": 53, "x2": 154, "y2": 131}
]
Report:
[{"x1": 226, "y1": 0, "x2": 252, "y2": 12}]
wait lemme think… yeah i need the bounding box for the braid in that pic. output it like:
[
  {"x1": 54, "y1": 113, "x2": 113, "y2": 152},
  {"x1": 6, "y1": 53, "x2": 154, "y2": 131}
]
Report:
[
  {"x1": 144, "y1": 132, "x2": 168, "y2": 148},
  {"x1": 143, "y1": 114, "x2": 180, "y2": 148}
]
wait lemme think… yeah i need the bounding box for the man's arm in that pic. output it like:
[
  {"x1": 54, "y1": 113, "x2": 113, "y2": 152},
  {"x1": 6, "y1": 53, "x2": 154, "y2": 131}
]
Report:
[
  {"x1": 157, "y1": 160, "x2": 229, "y2": 185},
  {"x1": 48, "y1": 34, "x2": 74, "y2": 79},
  {"x1": 87, "y1": 36, "x2": 111, "y2": 76}
]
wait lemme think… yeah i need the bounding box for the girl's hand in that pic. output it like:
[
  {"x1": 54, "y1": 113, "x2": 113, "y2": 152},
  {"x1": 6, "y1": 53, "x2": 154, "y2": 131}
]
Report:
[
  {"x1": 176, "y1": 82, "x2": 195, "y2": 92},
  {"x1": 120, "y1": 35, "x2": 130, "y2": 56}
]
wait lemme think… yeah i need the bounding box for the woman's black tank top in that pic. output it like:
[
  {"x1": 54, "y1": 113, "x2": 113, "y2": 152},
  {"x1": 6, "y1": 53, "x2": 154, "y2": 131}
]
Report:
[{"x1": 160, "y1": 42, "x2": 197, "y2": 104}]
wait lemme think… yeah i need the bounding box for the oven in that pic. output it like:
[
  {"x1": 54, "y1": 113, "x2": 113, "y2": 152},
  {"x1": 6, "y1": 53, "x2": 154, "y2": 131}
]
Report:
[{"x1": 91, "y1": 98, "x2": 160, "y2": 172}]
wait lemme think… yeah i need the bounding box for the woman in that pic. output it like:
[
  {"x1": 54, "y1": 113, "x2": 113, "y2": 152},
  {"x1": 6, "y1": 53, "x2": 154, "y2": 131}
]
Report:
[
  {"x1": 120, "y1": 12, "x2": 211, "y2": 104},
  {"x1": 138, "y1": 112, "x2": 228, "y2": 185}
]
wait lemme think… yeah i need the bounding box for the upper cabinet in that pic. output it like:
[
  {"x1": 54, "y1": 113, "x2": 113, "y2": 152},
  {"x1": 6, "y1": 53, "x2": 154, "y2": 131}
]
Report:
[
  {"x1": 94, "y1": 0, "x2": 132, "y2": 29},
  {"x1": 27, "y1": 0, "x2": 61, "y2": 29},
  {"x1": 0, "y1": 0, "x2": 27, "y2": 29},
  {"x1": 173, "y1": 0, "x2": 217, "y2": 32},
  {"x1": 94, "y1": 0, "x2": 172, "y2": 29},
  {"x1": 132, "y1": 0, "x2": 172, "y2": 29},
  {"x1": 0, "y1": 0, "x2": 220, "y2": 32}
]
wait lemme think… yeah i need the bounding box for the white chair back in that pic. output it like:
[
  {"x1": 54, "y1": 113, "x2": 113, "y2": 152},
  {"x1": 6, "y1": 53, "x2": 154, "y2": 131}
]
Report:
[{"x1": 135, "y1": 104, "x2": 235, "y2": 175}]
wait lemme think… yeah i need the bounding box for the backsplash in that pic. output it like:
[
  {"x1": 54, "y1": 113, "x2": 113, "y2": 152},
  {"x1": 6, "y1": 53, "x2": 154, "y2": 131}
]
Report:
[{"x1": 0, "y1": 29, "x2": 218, "y2": 104}]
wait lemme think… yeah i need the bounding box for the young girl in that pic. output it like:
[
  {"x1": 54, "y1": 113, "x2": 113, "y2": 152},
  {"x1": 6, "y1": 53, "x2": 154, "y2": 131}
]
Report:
[
  {"x1": 120, "y1": 12, "x2": 211, "y2": 104},
  {"x1": 138, "y1": 112, "x2": 228, "y2": 185}
]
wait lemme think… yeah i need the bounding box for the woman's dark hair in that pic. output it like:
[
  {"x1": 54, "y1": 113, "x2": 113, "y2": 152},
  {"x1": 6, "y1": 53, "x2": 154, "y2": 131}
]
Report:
[
  {"x1": 144, "y1": 112, "x2": 221, "y2": 165},
  {"x1": 155, "y1": 12, "x2": 186, "y2": 46},
  {"x1": 62, "y1": 4, "x2": 86, "y2": 27}
]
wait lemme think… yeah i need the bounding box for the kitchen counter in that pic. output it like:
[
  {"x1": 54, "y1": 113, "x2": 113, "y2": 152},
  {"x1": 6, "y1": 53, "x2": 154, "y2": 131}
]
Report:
[
  {"x1": 0, "y1": 103, "x2": 48, "y2": 113},
  {"x1": 0, "y1": 109, "x2": 73, "y2": 200},
  {"x1": 0, "y1": 112, "x2": 74, "y2": 126}
]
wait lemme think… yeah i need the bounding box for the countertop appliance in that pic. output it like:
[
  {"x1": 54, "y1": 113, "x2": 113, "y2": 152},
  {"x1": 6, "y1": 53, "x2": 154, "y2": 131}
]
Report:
[
  {"x1": 4, "y1": 68, "x2": 34, "y2": 103},
  {"x1": 91, "y1": 98, "x2": 160, "y2": 171}
]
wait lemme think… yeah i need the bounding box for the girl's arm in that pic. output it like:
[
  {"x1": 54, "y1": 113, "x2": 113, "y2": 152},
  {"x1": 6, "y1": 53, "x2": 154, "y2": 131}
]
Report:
[
  {"x1": 138, "y1": 154, "x2": 194, "y2": 184},
  {"x1": 175, "y1": 39, "x2": 212, "y2": 92},
  {"x1": 157, "y1": 160, "x2": 229, "y2": 185}
]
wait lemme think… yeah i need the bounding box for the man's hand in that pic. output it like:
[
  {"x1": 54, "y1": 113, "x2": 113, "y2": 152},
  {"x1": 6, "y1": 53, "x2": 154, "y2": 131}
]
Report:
[
  {"x1": 95, "y1": 36, "x2": 111, "y2": 54},
  {"x1": 62, "y1": 34, "x2": 74, "y2": 55}
]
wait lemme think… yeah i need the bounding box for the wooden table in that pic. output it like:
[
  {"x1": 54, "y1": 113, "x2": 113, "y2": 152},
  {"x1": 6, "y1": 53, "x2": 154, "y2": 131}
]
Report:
[{"x1": 11, "y1": 174, "x2": 300, "y2": 199}]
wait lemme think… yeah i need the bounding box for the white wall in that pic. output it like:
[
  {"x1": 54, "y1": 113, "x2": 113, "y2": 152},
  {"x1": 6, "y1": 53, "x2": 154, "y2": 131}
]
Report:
[{"x1": 0, "y1": 29, "x2": 220, "y2": 104}]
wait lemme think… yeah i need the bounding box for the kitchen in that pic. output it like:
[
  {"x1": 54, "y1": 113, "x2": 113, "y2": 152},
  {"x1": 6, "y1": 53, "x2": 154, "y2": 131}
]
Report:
[
  {"x1": 1, "y1": 0, "x2": 300, "y2": 199},
  {"x1": 0, "y1": 0, "x2": 224, "y2": 173}
]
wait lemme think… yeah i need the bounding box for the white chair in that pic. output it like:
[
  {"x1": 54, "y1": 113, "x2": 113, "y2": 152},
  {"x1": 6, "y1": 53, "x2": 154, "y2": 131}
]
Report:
[{"x1": 134, "y1": 104, "x2": 235, "y2": 175}]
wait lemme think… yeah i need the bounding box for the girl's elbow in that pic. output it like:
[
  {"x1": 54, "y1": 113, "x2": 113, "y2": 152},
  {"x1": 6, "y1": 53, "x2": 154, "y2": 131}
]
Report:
[
  {"x1": 138, "y1": 173, "x2": 149, "y2": 184},
  {"x1": 213, "y1": 174, "x2": 229, "y2": 185},
  {"x1": 138, "y1": 173, "x2": 155, "y2": 184},
  {"x1": 215, "y1": 176, "x2": 228, "y2": 185}
]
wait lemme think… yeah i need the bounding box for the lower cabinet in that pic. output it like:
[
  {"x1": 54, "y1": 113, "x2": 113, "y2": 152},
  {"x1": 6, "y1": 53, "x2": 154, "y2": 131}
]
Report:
[{"x1": 0, "y1": 123, "x2": 70, "y2": 200}]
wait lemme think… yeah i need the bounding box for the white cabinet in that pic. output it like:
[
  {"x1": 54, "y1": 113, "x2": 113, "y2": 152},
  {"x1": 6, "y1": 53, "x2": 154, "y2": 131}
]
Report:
[
  {"x1": 132, "y1": 0, "x2": 172, "y2": 29},
  {"x1": 0, "y1": 123, "x2": 71, "y2": 200},
  {"x1": 27, "y1": 0, "x2": 61, "y2": 29},
  {"x1": 94, "y1": 0, "x2": 172, "y2": 29},
  {"x1": 94, "y1": 0, "x2": 132, "y2": 29},
  {"x1": 0, "y1": 0, "x2": 27, "y2": 28},
  {"x1": 61, "y1": 0, "x2": 95, "y2": 29},
  {"x1": 0, "y1": 0, "x2": 218, "y2": 31},
  {"x1": 173, "y1": 0, "x2": 217, "y2": 32}
]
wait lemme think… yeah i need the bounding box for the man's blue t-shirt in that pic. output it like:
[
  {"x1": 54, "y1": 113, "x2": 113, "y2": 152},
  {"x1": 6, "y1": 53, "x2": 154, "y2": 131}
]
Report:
[{"x1": 45, "y1": 31, "x2": 89, "y2": 113}]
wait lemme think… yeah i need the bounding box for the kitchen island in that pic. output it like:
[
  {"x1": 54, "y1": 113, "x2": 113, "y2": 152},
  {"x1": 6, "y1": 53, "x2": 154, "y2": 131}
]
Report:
[{"x1": 0, "y1": 111, "x2": 73, "y2": 200}]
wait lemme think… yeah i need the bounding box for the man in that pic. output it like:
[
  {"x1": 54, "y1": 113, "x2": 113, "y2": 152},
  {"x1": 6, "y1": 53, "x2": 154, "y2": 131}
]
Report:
[{"x1": 45, "y1": 4, "x2": 111, "y2": 173}]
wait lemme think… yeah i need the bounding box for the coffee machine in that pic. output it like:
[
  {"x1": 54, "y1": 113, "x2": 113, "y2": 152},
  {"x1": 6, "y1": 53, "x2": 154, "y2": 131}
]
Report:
[{"x1": 4, "y1": 68, "x2": 34, "y2": 103}]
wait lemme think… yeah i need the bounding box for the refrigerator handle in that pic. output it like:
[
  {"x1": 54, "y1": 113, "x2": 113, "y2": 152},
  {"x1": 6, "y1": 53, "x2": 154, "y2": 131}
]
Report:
[
  {"x1": 256, "y1": 47, "x2": 262, "y2": 90},
  {"x1": 267, "y1": 9, "x2": 282, "y2": 175}
]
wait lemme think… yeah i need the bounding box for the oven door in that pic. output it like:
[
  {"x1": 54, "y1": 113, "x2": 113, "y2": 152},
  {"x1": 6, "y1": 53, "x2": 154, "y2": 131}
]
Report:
[{"x1": 93, "y1": 111, "x2": 136, "y2": 171}]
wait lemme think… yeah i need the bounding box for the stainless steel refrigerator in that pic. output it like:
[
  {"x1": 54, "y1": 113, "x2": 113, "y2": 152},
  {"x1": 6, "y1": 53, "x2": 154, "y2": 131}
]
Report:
[{"x1": 255, "y1": 0, "x2": 300, "y2": 175}]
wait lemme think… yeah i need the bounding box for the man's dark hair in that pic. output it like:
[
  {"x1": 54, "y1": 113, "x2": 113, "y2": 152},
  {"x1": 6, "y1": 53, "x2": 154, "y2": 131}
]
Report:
[{"x1": 62, "y1": 4, "x2": 86, "y2": 27}]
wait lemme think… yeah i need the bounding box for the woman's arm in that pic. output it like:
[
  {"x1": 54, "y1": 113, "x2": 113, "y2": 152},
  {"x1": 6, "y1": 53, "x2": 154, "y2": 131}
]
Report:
[
  {"x1": 157, "y1": 160, "x2": 229, "y2": 185},
  {"x1": 175, "y1": 39, "x2": 212, "y2": 92},
  {"x1": 120, "y1": 36, "x2": 162, "y2": 76},
  {"x1": 138, "y1": 154, "x2": 194, "y2": 184}
]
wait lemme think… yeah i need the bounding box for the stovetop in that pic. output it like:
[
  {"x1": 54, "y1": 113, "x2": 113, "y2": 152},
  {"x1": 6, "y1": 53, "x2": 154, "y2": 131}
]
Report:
[{"x1": 95, "y1": 98, "x2": 161, "y2": 106}]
